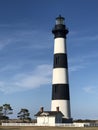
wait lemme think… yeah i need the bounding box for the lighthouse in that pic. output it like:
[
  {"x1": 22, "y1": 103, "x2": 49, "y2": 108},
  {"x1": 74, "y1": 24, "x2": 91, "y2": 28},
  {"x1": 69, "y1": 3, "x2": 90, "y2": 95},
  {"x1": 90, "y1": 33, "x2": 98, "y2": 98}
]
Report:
[{"x1": 51, "y1": 15, "x2": 72, "y2": 122}]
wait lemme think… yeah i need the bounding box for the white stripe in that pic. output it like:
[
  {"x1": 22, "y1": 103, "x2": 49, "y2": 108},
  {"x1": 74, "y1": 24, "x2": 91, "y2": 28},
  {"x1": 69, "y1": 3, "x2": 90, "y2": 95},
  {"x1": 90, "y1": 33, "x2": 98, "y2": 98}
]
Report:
[
  {"x1": 52, "y1": 68, "x2": 68, "y2": 84},
  {"x1": 51, "y1": 100, "x2": 71, "y2": 119},
  {"x1": 54, "y1": 38, "x2": 67, "y2": 54}
]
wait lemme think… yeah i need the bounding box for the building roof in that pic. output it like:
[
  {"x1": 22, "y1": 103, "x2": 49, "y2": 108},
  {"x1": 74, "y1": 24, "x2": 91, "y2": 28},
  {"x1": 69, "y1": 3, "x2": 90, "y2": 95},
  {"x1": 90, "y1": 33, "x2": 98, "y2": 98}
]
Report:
[{"x1": 35, "y1": 111, "x2": 64, "y2": 117}]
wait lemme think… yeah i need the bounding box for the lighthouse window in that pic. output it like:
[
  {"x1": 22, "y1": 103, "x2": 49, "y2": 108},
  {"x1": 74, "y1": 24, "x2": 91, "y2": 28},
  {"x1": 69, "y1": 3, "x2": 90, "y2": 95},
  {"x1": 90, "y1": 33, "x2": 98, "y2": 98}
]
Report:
[
  {"x1": 54, "y1": 86, "x2": 57, "y2": 93},
  {"x1": 56, "y1": 56, "x2": 59, "y2": 65}
]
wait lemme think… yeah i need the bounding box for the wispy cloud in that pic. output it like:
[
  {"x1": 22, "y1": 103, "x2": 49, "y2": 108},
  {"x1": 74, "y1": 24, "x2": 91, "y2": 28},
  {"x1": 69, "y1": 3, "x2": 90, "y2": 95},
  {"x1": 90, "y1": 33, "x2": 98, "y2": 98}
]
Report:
[
  {"x1": 0, "y1": 24, "x2": 12, "y2": 28},
  {"x1": 69, "y1": 65, "x2": 85, "y2": 72},
  {"x1": 68, "y1": 51, "x2": 98, "y2": 73},
  {"x1": 0, "y1": 23, "x2": 53, "y2": 94},
  {"x1": 68, "y1": 58, "x2": 88, "y2": 73},
  {"x1": 83, "y1": 86, "x2": 97, "y2": 94},
  {"x1": 0, "y1": 64, "x2": 52, "y2": 94},
  {"x1": 0, "y1": 39, "x2": 12, "y2": 50},
  {"x1": 0, "y1": 23, "x2": 32, "y2": 28},
  {"x1": 0, "y1": 28, "x2": 52, "y2": 51},
  {"x1": 76, "y1": 35, "x2": 98, "y2": 41},
  {"x1": 0, "y1": 64, "x2": 21, "y2": 74},
  {"x1": 68, "y1": 30, "x2": 98, "y2": 51}
]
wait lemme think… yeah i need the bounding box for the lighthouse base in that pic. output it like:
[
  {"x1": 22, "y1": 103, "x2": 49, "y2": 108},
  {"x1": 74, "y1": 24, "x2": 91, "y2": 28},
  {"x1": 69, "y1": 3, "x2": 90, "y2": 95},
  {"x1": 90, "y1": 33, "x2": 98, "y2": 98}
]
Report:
[{"x1": 62, "y1": 118, "x2": 73, "y2": 123}]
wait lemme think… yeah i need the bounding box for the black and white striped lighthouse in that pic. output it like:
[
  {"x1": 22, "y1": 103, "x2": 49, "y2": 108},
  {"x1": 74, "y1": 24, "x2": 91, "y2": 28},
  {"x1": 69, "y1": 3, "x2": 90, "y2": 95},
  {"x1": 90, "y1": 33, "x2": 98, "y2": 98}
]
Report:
[{"x1": 51, "y1": 15, "x2": 72, "y2": 122}]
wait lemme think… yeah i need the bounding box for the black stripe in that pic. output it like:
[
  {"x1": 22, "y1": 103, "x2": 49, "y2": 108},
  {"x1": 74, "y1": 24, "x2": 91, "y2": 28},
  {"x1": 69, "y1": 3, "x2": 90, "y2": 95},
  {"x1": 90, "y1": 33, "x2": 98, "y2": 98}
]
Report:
[
  {"x1": 52, "y1": 84, "x2": 70, "y2": 100},
  {"x1": 53, "y1": 53, "x2": 68, "y2": 68},
  {"x1": 52, "y1": 25, "x2": 68, "y2": 38}
]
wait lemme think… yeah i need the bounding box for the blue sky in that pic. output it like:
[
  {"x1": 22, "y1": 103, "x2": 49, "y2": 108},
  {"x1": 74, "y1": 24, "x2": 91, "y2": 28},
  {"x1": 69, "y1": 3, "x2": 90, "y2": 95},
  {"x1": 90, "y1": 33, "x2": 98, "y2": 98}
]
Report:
[{"x1": 0, "y1": 0, "x2": 98, "y2": 120}]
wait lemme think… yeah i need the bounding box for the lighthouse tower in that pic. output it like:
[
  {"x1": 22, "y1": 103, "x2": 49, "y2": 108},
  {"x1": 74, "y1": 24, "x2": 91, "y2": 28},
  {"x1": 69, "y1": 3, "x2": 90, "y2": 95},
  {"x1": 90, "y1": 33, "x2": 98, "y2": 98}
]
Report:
[{"x1": 51, "y1": 15, "x2": 72, "y2": 122}]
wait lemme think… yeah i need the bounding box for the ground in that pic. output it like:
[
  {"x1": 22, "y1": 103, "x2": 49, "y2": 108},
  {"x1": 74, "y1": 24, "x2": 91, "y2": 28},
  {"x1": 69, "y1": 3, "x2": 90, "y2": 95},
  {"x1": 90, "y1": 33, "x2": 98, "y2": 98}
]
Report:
[{"x1": 0, "y1": 126, "x2": 98, "y2": 130}]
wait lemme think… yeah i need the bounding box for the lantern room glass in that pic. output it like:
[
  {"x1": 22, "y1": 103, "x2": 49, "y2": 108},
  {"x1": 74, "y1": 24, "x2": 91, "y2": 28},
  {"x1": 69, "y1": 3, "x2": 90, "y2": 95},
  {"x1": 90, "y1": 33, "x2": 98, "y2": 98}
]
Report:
[{"x1": 56, "y1": 15, "x2": 65, "y2": 25}]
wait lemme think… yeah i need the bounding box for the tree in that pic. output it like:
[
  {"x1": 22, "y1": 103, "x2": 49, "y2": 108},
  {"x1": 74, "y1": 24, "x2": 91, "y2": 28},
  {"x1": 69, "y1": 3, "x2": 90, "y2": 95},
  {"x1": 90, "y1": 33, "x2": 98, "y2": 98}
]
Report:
[
  {"x1": 17, "y1": 108, "x2": 31, "y2": 122},
  {"x1": 0, "y1": 106, "x2": 3, "y2": 117},
  {"x1": 2, "y1": 104, "x2": 13, "y2": 119}
]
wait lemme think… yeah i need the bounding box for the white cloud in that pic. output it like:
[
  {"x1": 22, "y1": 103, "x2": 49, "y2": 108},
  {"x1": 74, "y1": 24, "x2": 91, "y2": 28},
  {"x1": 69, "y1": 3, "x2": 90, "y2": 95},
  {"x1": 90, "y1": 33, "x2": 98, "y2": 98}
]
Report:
[
  {"x1": 0, "y1": 64, "x2": 52, "y2": 94},
  {"x1": 0, "y1": 39, "x2": 12, "y2": 50},
  {"x1": 83, "y1": 86, "x2": 96, "y2": 94},
  {"x1": 69, "y1": 65, "x2": 85, "y2": 72},
  {"x1": 68, "y1": 51, "x2": 98, "y2": 73},
  {"x1": 0, "y1": 22, "x2": 52, "y2": 51},
  {"x1": 68, "y1": 57, "x2": 87, "y2": 73},
  {"x1": 0, "y1": 64, "x2": 20, "y2": 72},
  {"x1": 0, "y1": 23, "x2": 52, "y2": 94},
  {"x1": 76, "y1": 35, "x2": 98, "y2": 41},
  {"x1": 69, "y1": 29, "x2": 98, "y2": 42}
]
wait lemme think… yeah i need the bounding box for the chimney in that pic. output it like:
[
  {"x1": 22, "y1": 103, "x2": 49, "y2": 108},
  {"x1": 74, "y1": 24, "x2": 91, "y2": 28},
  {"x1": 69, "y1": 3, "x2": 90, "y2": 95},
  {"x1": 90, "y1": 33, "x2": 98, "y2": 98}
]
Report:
[
  {"x1": 56, "y1": 107, "x2": 59, "y2": 112},
  {"x1": 40, "y1": 107, "x2": 44, "y2": 112}
]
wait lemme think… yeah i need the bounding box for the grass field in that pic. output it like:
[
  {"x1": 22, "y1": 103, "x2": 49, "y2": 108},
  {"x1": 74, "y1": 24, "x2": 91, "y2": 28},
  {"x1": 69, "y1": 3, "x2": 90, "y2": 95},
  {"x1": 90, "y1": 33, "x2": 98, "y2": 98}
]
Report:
[{"x1": 0, "y1": 126, "x2": 98, "y2": 130}]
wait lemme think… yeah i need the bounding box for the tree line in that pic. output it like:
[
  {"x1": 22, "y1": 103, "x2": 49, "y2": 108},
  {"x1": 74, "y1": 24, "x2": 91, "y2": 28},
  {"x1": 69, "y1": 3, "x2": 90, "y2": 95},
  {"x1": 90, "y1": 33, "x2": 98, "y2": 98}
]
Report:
[{"x1": 0, "y1": 104, "x2": 31, "y2": 122}]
